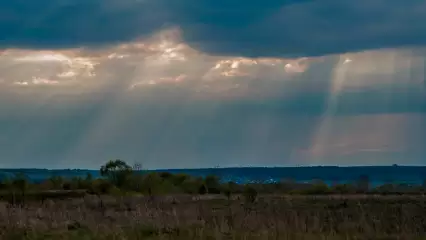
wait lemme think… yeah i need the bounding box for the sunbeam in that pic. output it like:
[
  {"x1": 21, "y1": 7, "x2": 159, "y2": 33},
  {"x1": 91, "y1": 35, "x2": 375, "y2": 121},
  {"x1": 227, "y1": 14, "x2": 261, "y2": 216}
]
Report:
[
  {"x1": 1, "y1": 37, "x2": 426, "y2": 168},
  {"x1": 309, "y1": 55, "x2": 350, "y2": 162},
  {"x1": 308, "y1": 49, "x2": 426, "y2": 165}
]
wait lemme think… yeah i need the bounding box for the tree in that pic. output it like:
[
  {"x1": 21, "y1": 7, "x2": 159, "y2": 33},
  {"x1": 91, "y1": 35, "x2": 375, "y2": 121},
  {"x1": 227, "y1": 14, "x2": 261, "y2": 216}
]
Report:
[
  {"x1": 205, "y1": 175, "x2": 221, "y2": 194},
  {"x1": 49, "y1": 175, "x2": 64, "y2": 189},
  {"x1": 12, "y1": 173, "x2": 30, "y2": 204},
  {"x1": 132, "y1": 162, "x2": 143, "y2": 172},
  {"x1": 1, "y1": 177, "x2": 14, "y2": 203},
  {"x1": 243, "y1": 185, "x2": 258, "y2": 203},
  {"x1": 222, "y1": 181, "x2": 237, "y2": 200},
  {"x1": 100, "y1": 159, "x2": 132, "y2": 187},
  {"x1": 131, "y1": 162, "x2": 144, "y2": 191}
]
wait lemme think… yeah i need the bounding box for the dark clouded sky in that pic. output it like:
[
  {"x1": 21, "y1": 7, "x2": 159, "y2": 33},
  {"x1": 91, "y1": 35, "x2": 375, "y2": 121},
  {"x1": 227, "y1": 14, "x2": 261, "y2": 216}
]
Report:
[{"x1": 0, "y1": 0, "x2": 426, "y2": 169}]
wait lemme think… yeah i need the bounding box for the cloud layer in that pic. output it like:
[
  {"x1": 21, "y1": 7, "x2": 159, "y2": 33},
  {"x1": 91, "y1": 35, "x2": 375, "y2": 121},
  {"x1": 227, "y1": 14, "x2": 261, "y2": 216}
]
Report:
[
  {"x1": 1, "y1": 42, "x2": 426, "y2": 168},
  {"x1": 1, "y1": 0, "x2": 426, "y2": 57}
]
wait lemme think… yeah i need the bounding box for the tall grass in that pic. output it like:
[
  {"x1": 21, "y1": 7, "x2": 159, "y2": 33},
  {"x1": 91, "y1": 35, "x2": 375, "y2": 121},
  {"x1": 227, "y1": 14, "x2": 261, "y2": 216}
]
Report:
[{"x1": 1, "y1": 195, "x2": 426, "y2": 239}]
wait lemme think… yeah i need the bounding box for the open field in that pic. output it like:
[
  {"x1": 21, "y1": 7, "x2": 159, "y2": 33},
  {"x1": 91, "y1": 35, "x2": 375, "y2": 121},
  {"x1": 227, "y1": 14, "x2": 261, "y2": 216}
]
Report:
[
  {"x1": 1, "y1": 194, "x2": 426, "y2": 239},
  {"x1": 2, "y1": 161, "x2": 426, "y2": 239}
]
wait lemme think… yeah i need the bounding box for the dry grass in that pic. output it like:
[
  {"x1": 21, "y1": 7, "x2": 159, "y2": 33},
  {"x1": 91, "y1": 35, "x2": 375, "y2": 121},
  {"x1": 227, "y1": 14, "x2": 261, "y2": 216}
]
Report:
[{"x1": 1, "y1": 194, "x2": 426, "y2": 239}]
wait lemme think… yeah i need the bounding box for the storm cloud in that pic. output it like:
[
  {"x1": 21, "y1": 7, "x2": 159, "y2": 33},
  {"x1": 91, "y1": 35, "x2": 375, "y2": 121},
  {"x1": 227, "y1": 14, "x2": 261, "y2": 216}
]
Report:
[{"x1": 1, "y1": 0, "x2": 426, "y2": 57}]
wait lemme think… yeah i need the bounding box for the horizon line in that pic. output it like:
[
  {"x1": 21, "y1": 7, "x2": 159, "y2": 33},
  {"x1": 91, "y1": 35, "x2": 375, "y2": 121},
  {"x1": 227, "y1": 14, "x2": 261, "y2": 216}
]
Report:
[{"x1": 0, "y1": 164, "x2": 423, "y2": 171}]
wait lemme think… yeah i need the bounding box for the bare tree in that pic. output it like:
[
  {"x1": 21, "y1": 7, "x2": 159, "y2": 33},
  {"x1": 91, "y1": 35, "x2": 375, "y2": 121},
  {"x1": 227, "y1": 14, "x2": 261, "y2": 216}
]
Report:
[{"x1": 132, "y1": 162, "x2": 143, "y2": 172}]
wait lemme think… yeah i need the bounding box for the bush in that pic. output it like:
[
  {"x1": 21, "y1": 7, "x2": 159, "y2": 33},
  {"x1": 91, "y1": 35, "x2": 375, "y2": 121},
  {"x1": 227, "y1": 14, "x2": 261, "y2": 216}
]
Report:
[
  {"x1": 170, "y1": 173, "x2": 190, "y2": 186},
  {"x1": 274, "y1": 179, "x2": 293, "y2": 193},
  {"x1": 177, "y1": 177, "x2": 202, "y2": 194},
  {"x1": 89, "y1": 179, "x2": 115, "y2": 195},
  {"x1": 222, "y1": 181, "x2": 238, "y2": 200},
  {"x1": 243, "y1": 185, "x2": 258, "y2": 203},
  {"x1": 302, "y1": 181, "x2": 330, "y2": 195},
  {"x1": 123, "y1": 174, "x2": 145, "y2": 192},
  {"x1": 49, "y1": 176, "x2": 64, "y2": 190},
  {"x1": 204, "y1": 175, "x2": 221, "y2": 194},
  {"x1": 140, "y1": 173, "x2": 163, "y2": 195},
  {"x1": 62, "y1": 182, "x2": 72, "y2": 190},
  {"x1": 332, "y1": 184, "x2": 356, "y2": 194},
  {"x1": 373, "y1": 184, "x2": 398, "y2": 195},
  {"x1": 198, "y1": 184, "x2": 208, "y2": 195}
]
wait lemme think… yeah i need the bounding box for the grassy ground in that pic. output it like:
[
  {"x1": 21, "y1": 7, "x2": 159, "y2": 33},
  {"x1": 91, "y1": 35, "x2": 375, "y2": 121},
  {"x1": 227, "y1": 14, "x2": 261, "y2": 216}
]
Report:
[{"x1": 1, "y1": 194, "x2": 426, "y2": 239}]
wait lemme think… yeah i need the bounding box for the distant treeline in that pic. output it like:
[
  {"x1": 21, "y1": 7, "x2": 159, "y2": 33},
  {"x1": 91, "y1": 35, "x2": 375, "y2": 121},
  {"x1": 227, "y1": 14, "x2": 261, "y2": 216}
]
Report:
[
  {"x1": 2, "y1": 164, "x2": 426, "y2": 185},
  {"x1": 1, "y1": 160, "x2": 426, "y2": 204}
]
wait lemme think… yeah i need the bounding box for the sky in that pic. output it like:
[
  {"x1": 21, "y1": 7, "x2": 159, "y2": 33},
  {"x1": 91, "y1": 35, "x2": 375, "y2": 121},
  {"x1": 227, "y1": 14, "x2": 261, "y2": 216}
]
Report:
[{"x1": 1, "y1": 0, "x2": 426, "y2": 169}]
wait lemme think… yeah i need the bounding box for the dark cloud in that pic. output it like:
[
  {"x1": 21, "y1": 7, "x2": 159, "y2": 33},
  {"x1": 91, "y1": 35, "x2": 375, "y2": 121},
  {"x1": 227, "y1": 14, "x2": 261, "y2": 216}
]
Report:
[
  {"x1": 1, "y1": 0, "x2": 426, "y2": 57},
  {"x1": 177, "y1": 0, "x2": 426, "y2": 57},
  {"x1": 0, "y1": 0, "x2": 170, "y2": 49}
]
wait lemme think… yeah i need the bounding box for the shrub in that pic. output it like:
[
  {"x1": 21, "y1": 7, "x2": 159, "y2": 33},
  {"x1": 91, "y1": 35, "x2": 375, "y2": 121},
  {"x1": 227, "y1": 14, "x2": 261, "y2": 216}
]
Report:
[
  {"x1": 373, "y1": 184, "x2": 397, "y2": 195},
  {"x1": 332, "y1": 184, "x2": 356, "y2": 194},
  {"x1": 276, "y1": 179, "x2": 299, "y2": 193},
  {"x1": 180, "y1": 177, "x2": 203, "y2": 194},
  {"x1": 62, "y1": 182, "x2": 72, "y2": 190},
  {"x1": 302, "y1": 180, "x2": 330, "y2": 195},
  {"x1": 49, "y1": 175, "x2": 65, "y2": 189},
  {"x1": 243, "y1": 185, "x2": 258, "y2": 203},
  {"x1": 12, "y1": 173, "x2": 30, "y2": 200},
  {"x1": 198, "y1": 184, "x2": 208, "y2": 195},
  {"x1": 88, "y1": 179, "x2": 115, "y2": 195},
  {"x1": 159, "y1": 172, "x2": 173, "y2": 180},
  {"x1": 140, "y1": 173, "x2": 163, "y2": 195},
  {"x1": 222, "y1": 181, "x2": 237, "y2": 200},
  {"x1": 124, "y1": 174, "x2": 145, "y2": 192},
  {"x1": 171, "y1": 173, "x2": 190, "y2": 186},
  {"x1": 204, "y1": 175, "x2": 221, "y2": 194}
]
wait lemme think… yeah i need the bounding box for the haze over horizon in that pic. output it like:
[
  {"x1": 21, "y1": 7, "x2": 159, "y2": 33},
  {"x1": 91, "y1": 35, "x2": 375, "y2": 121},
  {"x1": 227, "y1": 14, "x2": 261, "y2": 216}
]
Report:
[{"x1": 1, "y1": 0, "x2": 426, "y2": 169}]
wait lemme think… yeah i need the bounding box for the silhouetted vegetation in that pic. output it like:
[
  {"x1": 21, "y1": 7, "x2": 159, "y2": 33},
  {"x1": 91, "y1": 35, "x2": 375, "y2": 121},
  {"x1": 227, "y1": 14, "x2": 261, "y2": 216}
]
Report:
[
  {"x1": 1, "y1": 160, "x2": 426, "y2": 238},
  {"x1": 1, "y1": 160, "x2": 426, "y2": 204}
]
